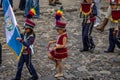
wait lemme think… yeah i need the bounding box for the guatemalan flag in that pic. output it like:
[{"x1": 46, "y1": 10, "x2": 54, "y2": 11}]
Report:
[{"x1": 3, "y1": 0, "x2": 23, "y2": 60}]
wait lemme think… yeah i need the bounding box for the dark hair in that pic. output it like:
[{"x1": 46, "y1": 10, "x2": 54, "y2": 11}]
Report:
[
  {"x1": 83, "y1": 0, "x2": 94, "y2": 3},
  {"x1": 24, "y1": 28, "x2": 36, "y2": 38},
  {"x1": 83, "y1": 0, "x2": 87, "y2": 3},
  {"x1": 63, "y1": 29, "x2": 66, "y2": 32}
]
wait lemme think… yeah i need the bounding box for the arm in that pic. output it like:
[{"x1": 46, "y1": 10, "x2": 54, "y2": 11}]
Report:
[
  {"x1": 95, "y1": 18, "x2": 109, "y2": 32},
  {"x1": 89, "y1": 4, "x2": 97, "y2": 22},
  {"x1": 92, "y1": 4, "x2": 97, "y2": 17},
  {"x1": 95, "y1": 6, "x2": 111, "y2": 31},
  {"x1": 17, "y1": 36, "x2": 35, "y2": 47},
  {"x1": 49, "y1": 40, "x2": 56, "y2": 44},
  {"x1": 22, "y1": 36, "x2": 35, "y2": 47}
]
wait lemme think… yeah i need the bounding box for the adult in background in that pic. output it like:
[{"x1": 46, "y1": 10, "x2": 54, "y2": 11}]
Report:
[
  {"x1": 96, "y1": 0, "x2": 120, "y2": 53},
  {"x1": 33, "y1": 0, "x2": 40, "y2": 18},
  {"x1": 9, "y1": 0, "x2": 13, "y2": 7},
  {"x1": 0, "y1": 0, "x2": 3, "y2": 8},
  {"x1": 94, "y1": 0, "x2": 101, "y2": 27},
  {"x1": 49, "y1": 0, "x2": 62, "y2": 6},
  {"x1": 19, "y1": 0, "x2": 26, "y2": 10},
  {"x1": 0, "y1": 43, "x2": 2, "y2": 66},
  {"x1": 0, "y1": 0, "x2": 13, "y2": 8},
  {"x1": 24, "y1": 0, "x2": 40, "y2": 18}
]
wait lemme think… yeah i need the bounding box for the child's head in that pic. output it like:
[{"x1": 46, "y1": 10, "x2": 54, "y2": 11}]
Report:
[
  {"x1": 54, "y1": 21, "x2": 66, "y2": 34},
  {"x1": 24, "y1": 19, "x2": 35, "y2": 33},
  {"x1": 56, "y1": 28, "x2": 66, "y2": 34},
  {"x1": 111, "y1": 4, "x2": 118, "y2": 9},
  {"x1": 25, "y1": 28, "x2": 33, "y2": 33},
  {"x1": 110, "y1": 0, "x2": 118, "y2": 9},
  {"x1": 86, "y1": 0, "x2": 93, "y2": 3}
]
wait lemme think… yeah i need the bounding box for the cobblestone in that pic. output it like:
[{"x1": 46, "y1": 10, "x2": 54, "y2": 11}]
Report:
[{"x1": 0, "y1": 0, "x2": 120, "y2": 80}]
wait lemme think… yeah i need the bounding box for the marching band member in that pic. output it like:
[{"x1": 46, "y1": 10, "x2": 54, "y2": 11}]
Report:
[
  {"x1": 96, "y1": 0, "x2": 120, "y2": 53},
  {"x1": 79, "y1": 0, "x2": 97, "y2": 52},
  {"x1": 48, "y1": 21, "x2": 68, "y2": 78}
]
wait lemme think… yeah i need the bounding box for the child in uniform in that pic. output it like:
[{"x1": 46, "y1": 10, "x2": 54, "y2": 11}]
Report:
[
  {"x1": 12, "y1": 19, "x2": 38, "y2": 80},
  {"x1": 96, "y1": 0, "x2": 120, "y2": 53},
  {"x1": 79, "y1": 0, "x2": 97, "y2": 52},
  {"x1": 48, "y1": 21, "x2": 68, "y2": 78}
]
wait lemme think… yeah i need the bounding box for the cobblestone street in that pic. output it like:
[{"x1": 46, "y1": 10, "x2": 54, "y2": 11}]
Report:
[{"x1": 0, "y1": 0, "x2": 120, "y2": 80}]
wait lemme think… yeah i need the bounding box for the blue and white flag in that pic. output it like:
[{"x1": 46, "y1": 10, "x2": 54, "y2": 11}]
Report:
[{"x1": 3, "y1": 0, "x2": 23, "y2": 59}]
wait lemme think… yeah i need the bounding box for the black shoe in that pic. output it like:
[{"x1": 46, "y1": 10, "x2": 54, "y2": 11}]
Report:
[
  {"x1": 0, "y1": 5, "x2": 2, "y2": 8},
  {"x1": 104, "y1": 50, "x2": 114, "y2": 53},
  {"x1": 89, "y1": 45, "x2": 95, "y2": 51},
  {"x1": 29, "y1": 77, "x2": 38, "y2": 80},
  {"x1": 11, "y1": 78, "x2": 20, "y2": 80},
  {"x1": 80, "y1": 49, "x2": 89, "y2": 52},
  {"x1": 82, "y1": 78, "x2": 89, "y2": 80},
  {"x1": 89, "y1": 77, "x2": 94, "y2": 80},
  {"x1": 49, "y1": 3, "x2": 56, "y2": 6},
  {"x1": 55, "y1": 2, "x2": 62, "y2": 5}
]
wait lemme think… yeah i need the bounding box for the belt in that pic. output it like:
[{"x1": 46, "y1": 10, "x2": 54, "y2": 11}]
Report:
[{"x1": 22, "y1": 49, "x2": 28, "y2": 54}]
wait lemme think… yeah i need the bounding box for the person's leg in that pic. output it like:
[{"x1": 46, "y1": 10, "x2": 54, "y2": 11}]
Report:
[
  {"x1": 48, "y1": 53, "x2": 56, "y2": 62},
  {"x1": 34, "y1": 0, "x2": 40, "y2": 18},
  {"x1": 55, "y1": 60, "x2": 63, "y2": 77},
  {"x1": 19, "y1": 0, "x2": 26, "y2": 10},
  {"x1": 14, "y1": 55, "x2": 25, "y2": 80},
  {"x1": 115, "y1": 39, "x2": 120, "y2": 48},
  {"x1": 81, "y1": 23, "x2": 90, "y2": 52},
  {"x1": 0, "y1": 0, "x2": 3, "y2": 8},
  {"x1": 50, "y1": 0, "x2": 56, "y2": 6},
  {"x1": 25, "y1": 54, "x2": 38, "y2": 79},
  {"x1": 48, "y1": 53, "x2": 58, "y2": 70},
  {"x1": 88, "y1": 23, "x2": 95, "y2": 50},
  {"x1": 94, "y1": 0, "x2": 101, "y2": 27},
  {"x1": 49, "y1": 0, "x2": 53, "y2": 4},
  {"x1": 9, "y1": 0, "x2": 13, "y2": 7},
  {"x1": 0, "y1": 43, "x2": 2, "y2": 65},
  {"x1": 52, "y1": 0, "x2": 56, "y2": 3},
  {"x1": 55, "y1": 0, "x2": 62, "y2": 5},
  {"x1": 115, "y1": 31, "x2": 120, "y2": 48},
  {"x1": 105, "y1": 28, "x2": 115, "y2": 52},
  {"x1": 24, "y1": 0, "x2": 33, "y2": 17}
]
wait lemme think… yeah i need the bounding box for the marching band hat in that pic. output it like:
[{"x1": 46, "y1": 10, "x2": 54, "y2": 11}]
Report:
[
  {"x1": 24, "y1": 18, "x2": 35, "y2": 30},
  {"x1": 110, "y1": 0, "x2": 118, "y2": 5},
  {"x1": 54, "y1": 21, "x2": 66, "y2": 30}
]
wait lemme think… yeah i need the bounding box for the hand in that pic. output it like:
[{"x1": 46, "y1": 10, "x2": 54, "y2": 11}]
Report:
[
  {"x1": 16, "y1": 37, "x2": 22, "y2": 41},
  {"x1": 113, "y1": 32, "x2": 117, "y2": 37},
  {"x1": 53, "y1": 47, "x2": 57, "y2": 50},
  {"x1": 95, "y1": 26, "x2": 104, "y2": 32},
  {"x1": 113, "y1": 30, "x2": 118, "y2": 37},
  {"x1": 49, "y1": 41, "x2": 55, "y2": 44}
]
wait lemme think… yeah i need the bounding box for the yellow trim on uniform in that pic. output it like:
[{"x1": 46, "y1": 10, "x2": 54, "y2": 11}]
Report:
[
  {"x1": 5, "y1": 44, "x2": 24, "y2": 60},
  {"x1": 110, "y1": 16, "x2": 120, "y2": 23},
  {"x1": 80, "y1": 7, "x2": 92, "y2": 16}
]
